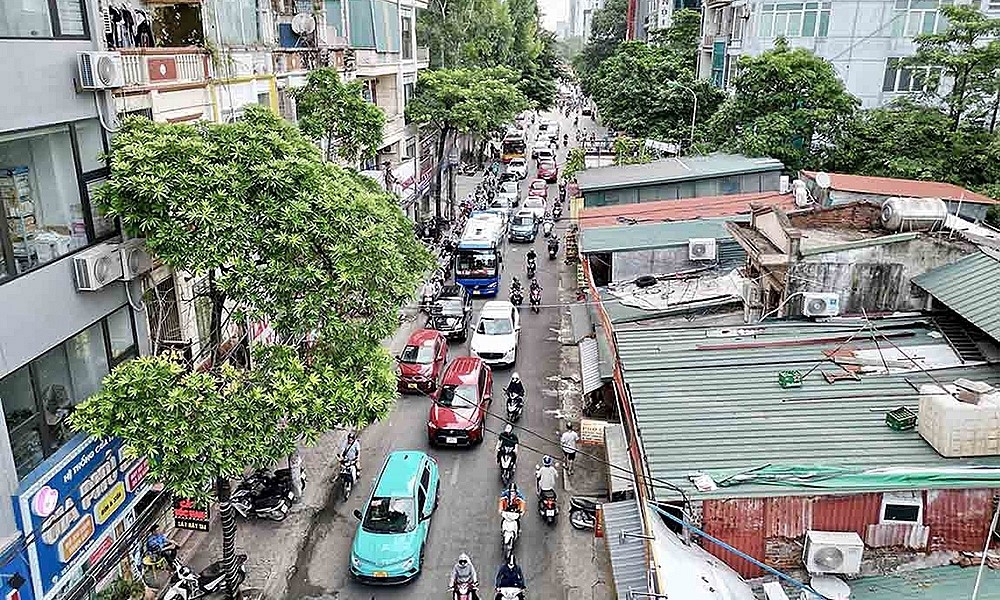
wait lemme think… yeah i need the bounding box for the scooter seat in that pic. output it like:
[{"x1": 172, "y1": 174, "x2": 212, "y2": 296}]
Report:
[{"x1": 570, "y1": 496, "x2": 601, "y2": 511}]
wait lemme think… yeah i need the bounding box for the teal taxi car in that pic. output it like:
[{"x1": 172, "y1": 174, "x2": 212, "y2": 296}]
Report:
[{"x1": 350, "y1": 450, "x2": 440, "y2": 584}]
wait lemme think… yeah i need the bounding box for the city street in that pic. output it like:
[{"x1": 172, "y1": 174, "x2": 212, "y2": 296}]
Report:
[{"x1": 268, "y1": 107, "x2": 603, "y2": 600}]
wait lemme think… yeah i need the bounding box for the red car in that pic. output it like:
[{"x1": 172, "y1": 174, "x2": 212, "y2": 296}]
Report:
[
  {"x1": 537, "y1": 161, "x2": 558, "y2": 183},
  {"x1": 427, "y1": 357, "x2": 493, "y2": 446},
  {"x1": 528, "y1": 179, "x2": 548, "y2": 199},
  {"x1": 397, "y1": 329, "x2": 448, "y2": 394}
]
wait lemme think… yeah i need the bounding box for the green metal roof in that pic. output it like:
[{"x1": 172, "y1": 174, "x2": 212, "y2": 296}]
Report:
[
  {"x1": 849, "y1": 566, "x2": 1000, "y2": 600},
  {"x1": 913, "y1": 250, "x2": 1000, "y2": 343},
  {"x1": 613, "y1": 317, "x2": 1000, "y2": 501},
  {"x1": 576, "y1": 154, "x2": 784, "y2": 193},
  {"x1": 580, "y1": 218, "x2": 741, "y2": 253}
]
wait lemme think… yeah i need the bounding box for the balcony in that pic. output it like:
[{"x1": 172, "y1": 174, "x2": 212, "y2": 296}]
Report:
[
  {"x1": 120, "y1": 48, "x2": 210, "y2": 89},
  {"x1": 382, "y1": 113, "x2": 407, "y2": 146},
  {"x1": 355, "y1": 49, "x2": 401, "y2": 75}
]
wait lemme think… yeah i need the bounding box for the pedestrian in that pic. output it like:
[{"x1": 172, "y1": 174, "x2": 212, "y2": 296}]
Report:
[{"x1": 560, "y1": 422, "x2": 580, "y2": 475}]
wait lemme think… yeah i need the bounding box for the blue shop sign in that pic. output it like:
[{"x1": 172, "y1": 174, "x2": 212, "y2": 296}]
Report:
[{"x1": 13, "y1": 436, "x2": 150, "y2": 600}]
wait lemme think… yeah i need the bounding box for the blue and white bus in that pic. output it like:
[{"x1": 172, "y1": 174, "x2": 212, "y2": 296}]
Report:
[{"x1": 454, "y1": 213, "x2": 505, "y2": 297}]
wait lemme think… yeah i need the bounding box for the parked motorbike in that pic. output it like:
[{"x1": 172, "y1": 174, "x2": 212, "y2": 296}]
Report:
[
  {"x1": 569, "y1": 496, "x2": 601, "y2": 530},
  {"x1": 231, "y1": 467, "x2": 306, "y2": 522},
  {"x1": 547, "y1": 238, "x2": 559, "y2": 260},
  {"x1": 510, "y1": 288, "x2": 524, "y2": 307},
  {"x1": 506, "y1": 390, "x2": 524, "y2": 422},
  {"x1": 451, "y1": 580, "x2": 478, "y2": 600},
  {"x1": 500, "y1": 510, "x2": 521, "y2": 558},
  {"x1": 526, "y1": 258, "x2": 536, "y2": 279},
  {"x1": 529, "y1": 287, "x2": 541, "y2": 314},
  {"x1": 337, "y1": 458, "x2": 358, "y2": 502},
  {"x1": 537, "y1": 489, "x2": 558, "y2": 525},
  {"x1": 162, "y1": 555, "x2": 247, "y2": 600}
]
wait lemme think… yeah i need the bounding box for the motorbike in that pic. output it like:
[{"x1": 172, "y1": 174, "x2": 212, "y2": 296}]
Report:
[
  {"x1": 569, "y1": 496, "x2": 601, "y2": 530},
  {"x1": 542, "y1": 220, "x2": 554, "y2": 238},
  {"x1": 162, "y1": 555, "x2": 247, "y2": 600},
  {"x1": 526, "y1": 258, "x2": 536, "y2": 279},
  {"x1": 506, "y1": 390, "x2": 524, "y2": 422},
  {"x1": 496, "y1": 587, "x2": 526, "y2": 600},
  {"x1": 547, "y1": 239, "x2": 559, "y2": 260},
  {"x1": 529, "y1": 287, "x2": 541, "y2": 314},
  {"x1": 452, "y1": 580, "x2": 478, "y2": 600},
  {"x1": 231, "y1": 467, "x2": 306, "y2": 522},
  {"x1": 499, "y1": 449, "x2": 517, "y2": 485},
  {"x1": 510, "y1": 288, "x2": 523, "y2": 307},
  {"x1": 421, "y1": 280, "x2": 441, "y2": 313},
  {"x1": 337, "y1": 458, "x2": 358, "y2": 502},
  {"x1": 500, "y1": 510, "x2": 521, "y2": 558},
  {"x1": 553, "y1": 203, "x2": 563, "y2": 220},
  {"x1": 537, "y1": 489, "x2": 558, "y2": 525}
]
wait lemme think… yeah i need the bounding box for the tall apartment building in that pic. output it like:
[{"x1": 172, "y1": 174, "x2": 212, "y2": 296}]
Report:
[
  {"x1": 697, "y1": 0, "x2": 999, "y2": 107},
  {"x1": 0, "y1": 3, "x2": 154, "y2": 600},
  {"x1": 576, "y1": 0, "x2": 606, "y2": 38}
]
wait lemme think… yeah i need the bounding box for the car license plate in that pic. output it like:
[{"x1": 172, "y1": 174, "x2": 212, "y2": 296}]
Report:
[
  {"x1": 445, "y1": 436, "x2": 458, "y2": 444},
  {"x1": 374, "y1": 571, "x2": 388, "y2": 578},
  {"x1": 407, "y1": 383, "x2": 417, "y2": 389},
  {"x1": 545, "y1": 509, "x2": 555, "y2": 516}
]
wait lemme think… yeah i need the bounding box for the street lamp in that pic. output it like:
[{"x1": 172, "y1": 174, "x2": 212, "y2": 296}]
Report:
[{"x1": 665, "y1": 81, "x2": 697, "y2": 150}]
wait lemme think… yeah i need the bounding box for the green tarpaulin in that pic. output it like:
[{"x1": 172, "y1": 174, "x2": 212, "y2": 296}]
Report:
[{"x1": 710, "y1": 464, "x2": 1000, "y2": 491}]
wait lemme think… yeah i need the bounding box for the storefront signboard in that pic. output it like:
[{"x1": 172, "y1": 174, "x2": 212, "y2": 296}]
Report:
[
  {"x1": 173, "y1": 498, "x2": 211, "y2": 532},
  {"x1": 13, "y1": 436, "x2": 150, "y2": 600}
]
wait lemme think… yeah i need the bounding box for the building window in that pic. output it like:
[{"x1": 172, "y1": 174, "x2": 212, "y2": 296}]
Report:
[
  {"x1": 711, "y1": 41, "x2": 727, "y2": 88},
  {"x1": 881, "y1": 491, "x2": 922, "y2": 523},
  {"x1": 0, "y1": 121, "x2": 114, "y2": 280},
  {"x1": 0, "y1": 0, "x2": 88, "y2": 38},
  {"x1": 401, "y1": 15, "x2": 413, "y2": 59},
  {"x1": 892, "y1": 0, "x2": 952, "y2": 37},
  {"x1": 987, "y1": 0, "x2": 1000, "y2": 13},
  {"x1": 882, "y1": 57, "x2": 939, "y2": 92},
  {"x1": 404, "y1": 137, "x2": 417, "y2": 159},
  {"x1": 758, "y1": 2, "x2": 831, "y2": 38},
  {"x1": 403, "y1": 82, "x2": 415, "y2": 107},
  {"x1": 215, "y1": 0, "x2": 260, "y2": 46},
  {"x1": 0, "y1": 308, "x2": 137, "y2": 479}
]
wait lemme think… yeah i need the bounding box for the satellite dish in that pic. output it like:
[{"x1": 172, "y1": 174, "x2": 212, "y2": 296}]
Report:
[
  {"x1": 291, "y1": 13, "x2": 316, "y2": 35},
  {"x1": 815, "y1": 172, "x2": 832, "y2": 189}
]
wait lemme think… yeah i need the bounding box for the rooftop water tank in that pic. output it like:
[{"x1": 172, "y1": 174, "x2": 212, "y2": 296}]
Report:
[{"x1": 880, "y1": 197, "x2": 948, "y2": 232}]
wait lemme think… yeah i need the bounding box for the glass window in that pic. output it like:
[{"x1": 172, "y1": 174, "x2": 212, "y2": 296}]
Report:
[
  {"x1": 216, "y1": 0, "x2": 260, "y2": 46},
  {"x1": 0, "y1": 126, "x2": 87, "y2": 275},
  {"x1": 65, "y1": 322, "x2": 110, "y2": 405},
  {"x1": 802, "y1": 11, "x2": 817, "y2": 35},
  {"x1": 883, "y1": 58, "x2": 900, "y2": 91},
  {"x1": 325, "y1": 0, "x2": 344, "y2": 37},
  {"x1": 74, "y1": 120, "x2": 107, "y2": 174},
  {"x1": 0, "y1": 367, "x2": 43, "y2": 479},
  {"x1": 818, "y1": 10, "x2": 830, "y2": 35},
  {"x1": 759, "y1": 12, "x2": 774, "y2": 36},
  {"x1": 34, "y1": 344, "x2": 77, "y2": 452},
  {"x1": 107, "y1": 306, "x2": 137, "y2": 362},
  {"x1": 786, "y1": 12, "x2": 802, "y2": 34},
  {"x1": 892, "y1": 0, "x2": 949, "y2": 37},
  {"x1": 348, "y1": 0, "x2": 376, "y2": 48},
  {"x1": 401, "y1": 16, "x2": 413, "y2": 59},
  {"x1": 0, "y1": 0, "x2": 87, "y2": 38}
]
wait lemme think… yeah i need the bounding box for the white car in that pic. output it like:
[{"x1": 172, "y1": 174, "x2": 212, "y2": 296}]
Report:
[
  {"x1": 507, "y1": 158, "x2": 528, "y2": 180},
  {"x1": 522, "y1": 197, "x2": 546, "y2": 220},
  {"x1": 531, "y1": 140, "x2": 552, "y2": 160},
  {"x1": 470, "y1": 301, "x2": 521, "y2": 367},
  {"x1": 499, "y1": 180, "x2": 520, "y2": 207}
]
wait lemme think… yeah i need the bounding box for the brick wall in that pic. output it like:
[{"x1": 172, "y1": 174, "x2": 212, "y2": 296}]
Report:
[{"x1": 789, "y1": 202, "x2": 883, "y2": 231}]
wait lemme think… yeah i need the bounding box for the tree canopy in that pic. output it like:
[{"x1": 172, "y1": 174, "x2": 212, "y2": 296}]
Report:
[
  {"x1": 291, "y1": 67, "x2": 386, "y2": 163},
  {"x1": 575, "y1": 0, "x2": 628, "y2": 94}
]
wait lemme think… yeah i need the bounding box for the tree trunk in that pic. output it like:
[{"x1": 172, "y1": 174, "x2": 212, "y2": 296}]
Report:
[
  {"x1": 288, "y1": 450, "x2": 304, "y2": 502},
  {"x1": 434, "y1": 128, "x2": 450, "y2": 221},
  {"x1": 216, "y1": 476, "x2": 241, "y2": 600},
  {"x1": 208, "y1": 272, "x2": 225, "y2": 368},
  {"x1": 990, "y1": 86, "x2": 1000, "y2": 134}
]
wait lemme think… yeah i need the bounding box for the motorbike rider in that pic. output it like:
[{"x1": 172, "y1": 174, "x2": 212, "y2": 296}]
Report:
[
  {"x1": 511, "y1": 276, "x2": 522, "y2": 292},
  {"x1": 496, "y1": 423, "x2": 519, "y2": 465},
  {"x1": 525, "y1": 249, "x2": 537, "y2": 272},
  {"x1": 536, "y1": 455, "x2": 558, "y2": 496},
  {"x1": 529, "y1": 278, "x2": 542, "y2": 300},
  {"x1": 145, "y1": 524, "x2": 179, "y2": 565},
  {"x1": 547, "y1": 235, "x2": 559, "y2": 256},
  {"x1": 498, "y1": 481, "x2": 526, "y2": 514},
  {"x1": 506, "y1": 373, "x2": 525, "y2": 401},
  {"x1": 494, "y1": 554, "x2": 526, "y2": 599},
  {"x1": 562, "y1": 133, "x2": 569, "y2": 147},
  {"x1": 340, "y1": 430, "x2": 361, "y2": 475},
  {"x1": 451, "y1": 553, "x2": 480, "y2": 600}
]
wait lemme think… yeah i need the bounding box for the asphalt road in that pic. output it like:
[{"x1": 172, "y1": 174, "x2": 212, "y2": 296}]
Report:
[{"x1": 288, "y1": 107, "x2": 589, "y2": 600}]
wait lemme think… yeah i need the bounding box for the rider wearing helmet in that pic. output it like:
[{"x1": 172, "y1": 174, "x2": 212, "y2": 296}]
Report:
[
  {"x1": 340, "y1": 430, "x2": 360, "y2": 465},
  {"x1": 498, "y1": 481, "x2": 526, "y2": 514},
  {"x1": 496, "y1": 424, "x2": 519, "y2": 465},
  {"x1": 494, "y1": 553, "x2": 526, "y2": 599},
  {"x1": 511, "y1": 276, "x2": 522, "y2": 292},
  {"x1": 505, "y1": 373, "x2": 525, "y2": 399},
  {"x1": 451, "y1": 553, "x2": 480, "y2": 599},
  {"x1": 535, "y1": 456, "x2": 558, "y2": 496}
]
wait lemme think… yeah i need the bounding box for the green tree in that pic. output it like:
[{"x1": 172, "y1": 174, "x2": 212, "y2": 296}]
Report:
[
  {"x1": 519, "y1": 29, "x2": 560, "y2": 109},
  {"x1": 292, "y1": 67, "x2": 386, "y2": 163},
  {"x1": 563, "y1": 146, "x2": 586, "y2": 181},
  {"x1": 704, "y1": 39, "x2": 859, "y2": 170},
  {"x1": 575, "y1": 0, "x2": 628, "y2": 94},
  {"x1": 72, "y1": 106, "x2": 432, "y2": 600},
  {"x1": 613, "y1": 135, "x2": 653, "y2": 165},
  {"x1": 906, "y1": 4, "x2": 1000, "y2": 131},
  {"x1": 406, "y1": 68, "x2": 529, "y2": 216}
]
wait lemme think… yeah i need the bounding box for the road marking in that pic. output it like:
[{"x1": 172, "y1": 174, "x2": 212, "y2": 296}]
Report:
[{"x1": 449, "y1": 459, "x2": 461, "y2": 486}]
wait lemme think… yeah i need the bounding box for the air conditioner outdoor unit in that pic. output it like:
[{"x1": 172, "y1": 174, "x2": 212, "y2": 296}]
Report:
[
  {"x1": 74, "y1": 243, "x2": 124, "y2": 291},
  {"x1": 77, "y1": 51, "x2": 125, "y2": 90},
  {"x1": 688, "y1": 238, "x2": 717, "y2": 261},
  {"x1": 118, "y1": 238, "x2": 153, "y2": 280},
  {"x1": 803, "y1": 530, "x2": 864, "y2": 575},
  {"x1": 802, "y1": 292, "x2": 840, "y2": 317}
]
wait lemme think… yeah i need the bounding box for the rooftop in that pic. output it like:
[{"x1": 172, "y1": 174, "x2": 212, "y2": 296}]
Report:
[
  {"x1": 576, "y1": 154, "x2": 784, "y2": 193},
  {"x1": 580, "y1": 218, "x2": 737, "y2": 253},
  {"x1": 849, "y1": 565, "x2": 1000, "y2": 600},
  {"x1": 578, "y1": 192, "x2": 797, "y2": 229},
  {"x1": 801, "y1": 171, "x2": 996, "y2": 205},
  {"x1": 913, "y1": 249, "x2": 1000, "y2": 343},
  {"x1": 613, "y1": 317, "x2": 1000, "y2": 501}
]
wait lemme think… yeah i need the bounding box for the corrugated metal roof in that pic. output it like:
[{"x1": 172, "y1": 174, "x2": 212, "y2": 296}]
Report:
[
  {"x1": 578, "y1": 192, "x2": 797, "y2": 228},
  {"x1": 577, "y1": 154, "x2": 784, "y2": 193},
  {"x1": 602, "y1": 498, "x2": 648, "y2": 598},
  {"x1": 605, "y1": 424, "x2": 634, "y2": 497},
  {"x1": 850, "y1": 565, "x2": 1000, "y2": 600},
  {"x1": 801, "y1": 171, "x2": 996, "y2": 205},
  {"x1": 613, "y1": 317, "x2": 1000, "y2": 501},
  {"x1": 579, "y1": 337, "x2": 603, "y2": 394},
  {"x1": 596, "y1": 324, "x2": 614, "y2": 380},
  {"x1": 570, "y1": 301, "x2": 594, "y2": 343},
  {"x1": 913, "y1": 250, "x2": 1000, "y2": 343},
  {"x1": 580, "y1": 218, "x2": 742, "y2": 253}
]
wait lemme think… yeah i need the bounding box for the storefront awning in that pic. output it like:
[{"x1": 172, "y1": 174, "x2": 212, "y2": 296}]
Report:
[
  {"x1": 602, "y1": 497, "x2": 649, "y2": 599},
  {"x1": 579, "y1": 337, "x2": 603, "y2": 394},
  {"x1": 570, "y1": 301, "x2": 594, "y2": 343},
  {"x1": 604, "y1": 423, "x2": 634, "y2": 500}
]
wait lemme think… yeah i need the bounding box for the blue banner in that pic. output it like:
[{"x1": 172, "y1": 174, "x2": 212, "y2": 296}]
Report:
[{"x1": 13, "y1": 436, "x2": 150, "y2": 600}]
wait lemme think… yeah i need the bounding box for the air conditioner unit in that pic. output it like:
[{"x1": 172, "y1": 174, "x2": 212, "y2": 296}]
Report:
[
  {"x1": 77, "y1": 51, "x2": 125, "y2": 90},
  {"x1": 803, "y1": 530, "x2": 864, "y2": 575},
  {"x1": 802, "y1": 292, "x2": 841, "y2": 317},
  {"x1": 118, "y1": 238, "x2": 152, "y2": 280},
  {"x1": 688, "y1": 238, "x2": 717, "y2": 261},
  {"x1": 73, "y1": 243, "x2": 124, "y2": 291}
]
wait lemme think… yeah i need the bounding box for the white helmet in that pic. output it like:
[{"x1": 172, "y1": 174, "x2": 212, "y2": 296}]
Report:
[
  {"x1": 512, "y1": 372, "x2": 520, "y2": 381},
  {"x1": 504, "y1": 424, "x2": 513, "y2": 434}
]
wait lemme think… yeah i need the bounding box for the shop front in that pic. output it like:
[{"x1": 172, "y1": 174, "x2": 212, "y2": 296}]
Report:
[{"x1": 12, "y1": 435, "x2": 152, "y2": 600}]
